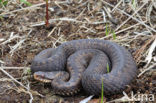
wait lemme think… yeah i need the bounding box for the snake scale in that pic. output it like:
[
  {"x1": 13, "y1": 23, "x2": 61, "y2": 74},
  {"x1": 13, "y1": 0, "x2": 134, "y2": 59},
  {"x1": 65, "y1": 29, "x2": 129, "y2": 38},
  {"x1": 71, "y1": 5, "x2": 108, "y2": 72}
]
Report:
[{"x1": 31, "y1": 39, "x2": 137, "y2": 96}]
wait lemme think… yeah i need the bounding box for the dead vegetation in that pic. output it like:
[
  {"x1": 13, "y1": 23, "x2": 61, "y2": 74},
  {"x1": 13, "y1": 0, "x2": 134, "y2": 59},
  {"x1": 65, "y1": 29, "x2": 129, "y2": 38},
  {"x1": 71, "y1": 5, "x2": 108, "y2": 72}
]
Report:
[{"x1": 0, "y1": 0, "x2": 156, "y2": 103}]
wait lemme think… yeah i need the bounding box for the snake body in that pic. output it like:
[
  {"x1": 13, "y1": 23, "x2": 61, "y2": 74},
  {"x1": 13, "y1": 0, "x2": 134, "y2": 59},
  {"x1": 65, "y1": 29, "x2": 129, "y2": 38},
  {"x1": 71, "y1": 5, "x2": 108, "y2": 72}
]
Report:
[{"x1": 31, "y1": 39, "x2": 137, "y2": 96}]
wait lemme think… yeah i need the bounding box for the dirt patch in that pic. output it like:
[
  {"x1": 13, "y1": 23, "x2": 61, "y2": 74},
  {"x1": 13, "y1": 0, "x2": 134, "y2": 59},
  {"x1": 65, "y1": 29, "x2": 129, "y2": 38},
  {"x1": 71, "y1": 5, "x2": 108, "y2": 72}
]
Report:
[{"x1": 0, "y1": 0, "x2": 156, "y2": 103}]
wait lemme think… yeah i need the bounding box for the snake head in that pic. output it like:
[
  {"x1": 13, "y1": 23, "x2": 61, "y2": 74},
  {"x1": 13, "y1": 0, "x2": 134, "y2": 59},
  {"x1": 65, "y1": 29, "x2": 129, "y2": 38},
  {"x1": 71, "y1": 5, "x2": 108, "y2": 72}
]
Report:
[
  {"x1": 33, "y1": 71, "x2": 69, "y2": 83},
  {"x1": 34, "y1": 71, "x2": 52, "y2": 83}
]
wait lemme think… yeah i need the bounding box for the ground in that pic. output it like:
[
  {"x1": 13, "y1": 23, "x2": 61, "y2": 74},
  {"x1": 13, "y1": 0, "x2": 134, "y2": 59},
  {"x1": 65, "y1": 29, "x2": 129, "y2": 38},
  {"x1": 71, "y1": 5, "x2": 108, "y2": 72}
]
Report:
[{"x1": 0, "y1": 0, "x2": 156, "y2": 103}]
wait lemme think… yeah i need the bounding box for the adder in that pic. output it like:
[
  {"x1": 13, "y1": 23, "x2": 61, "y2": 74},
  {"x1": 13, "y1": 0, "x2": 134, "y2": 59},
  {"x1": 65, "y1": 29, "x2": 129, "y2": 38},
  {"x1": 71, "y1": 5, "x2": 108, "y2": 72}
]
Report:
[{"x1": 31, "y1": 39, "x2": 137, "y2": 96}]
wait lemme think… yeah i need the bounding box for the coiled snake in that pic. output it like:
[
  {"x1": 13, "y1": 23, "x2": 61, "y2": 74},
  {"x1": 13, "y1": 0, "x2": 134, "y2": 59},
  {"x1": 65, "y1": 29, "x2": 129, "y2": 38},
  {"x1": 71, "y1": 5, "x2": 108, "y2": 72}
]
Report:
[{"x1": 31, "y1": 39, "x2": 137, "y2": 96}]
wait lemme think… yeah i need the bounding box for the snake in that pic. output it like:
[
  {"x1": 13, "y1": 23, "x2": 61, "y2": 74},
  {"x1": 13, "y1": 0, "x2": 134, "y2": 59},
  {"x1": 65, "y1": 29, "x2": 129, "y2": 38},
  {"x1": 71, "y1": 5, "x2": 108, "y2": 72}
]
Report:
[{"x1": 31, "y1": 39, "x2": 137, "y2": 96}]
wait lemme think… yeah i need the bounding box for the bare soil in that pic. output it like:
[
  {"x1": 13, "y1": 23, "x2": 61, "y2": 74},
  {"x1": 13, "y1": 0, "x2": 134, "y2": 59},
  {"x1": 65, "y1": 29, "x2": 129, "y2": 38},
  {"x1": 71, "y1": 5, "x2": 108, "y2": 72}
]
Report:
[{"x1": 0, "y1": 0, "x2": 156, "y2": 103}]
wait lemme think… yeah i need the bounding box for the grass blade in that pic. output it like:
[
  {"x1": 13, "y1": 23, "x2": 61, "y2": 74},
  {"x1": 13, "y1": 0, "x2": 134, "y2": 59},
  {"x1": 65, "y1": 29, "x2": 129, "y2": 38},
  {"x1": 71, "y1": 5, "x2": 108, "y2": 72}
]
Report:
[
  {"x1": 112, "y1": 30, "x2": 116, "y2": 40},
  {"x1": 101, "y1": 79, "x2": 104, "y2": 103},
  {"x1": 107, "y1": 63, "x2": 110, "y2": 73},
  {"x1": 105, "y1": 24, "x2": 109, "y2": 36}
]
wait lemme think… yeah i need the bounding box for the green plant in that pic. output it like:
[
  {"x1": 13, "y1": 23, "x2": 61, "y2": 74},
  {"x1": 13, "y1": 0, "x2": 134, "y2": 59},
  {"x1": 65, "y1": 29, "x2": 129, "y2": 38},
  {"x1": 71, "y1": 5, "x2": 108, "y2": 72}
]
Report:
[
  {"x1": 0, "y1": 0, "x2": 8, "y2": 7},
  {"x1": 100, "y1": 63, "x2": 110, "y2": 103},
  {"x1": 20, "y1": 0, "x2": 32, "y2": 6},
  {"x1": 132, "y1": 0, "x2": 136, "y2": 9},
  {"x1": 112, "y1": 30, "x2": 116, "y2": 40},
  {"x1": 105, "y1": 24, "x2": 116, "y2": 40},
  {"x1": 107, "y1": 63, "x2": 110, "y2": 73},
  {"x1": 100, "y1": 79, "x2": 104, "y2": 103},
  {"x1": 26, "y1": 67, "x2": 32, "y2": 75},
  {"x1": 105, "y1": 24, "x2": 109, "y2": 36},
  {"x1": 0, "y1": 16, "x2": 3, "y2": 20}
]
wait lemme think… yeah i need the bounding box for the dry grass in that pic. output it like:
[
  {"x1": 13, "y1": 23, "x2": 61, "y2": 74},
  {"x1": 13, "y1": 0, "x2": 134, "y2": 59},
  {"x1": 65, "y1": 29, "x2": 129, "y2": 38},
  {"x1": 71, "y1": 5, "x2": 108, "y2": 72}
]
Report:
[{"x1": 0, "y1": 0, "x2": 156, "y2": 103}]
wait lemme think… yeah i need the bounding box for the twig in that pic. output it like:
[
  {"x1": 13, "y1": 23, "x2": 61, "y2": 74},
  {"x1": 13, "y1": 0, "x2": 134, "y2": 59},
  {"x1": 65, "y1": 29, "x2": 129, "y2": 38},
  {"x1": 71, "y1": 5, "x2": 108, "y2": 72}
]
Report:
[
  {"x1": 107, "y1": 91, "x2": 133, "y2": 103},
  {"x1": 0, "y1": 85, "x2": 13, "y2": 95},
  {"x1": 56, "y1": 27, "x2": 61, "y2": 36},
  {"x1": 0, "y1": 2, "x2": 50, "y2": 16},
  {"x1": 52, "y1": 35, "x2": 65, "y2": 48},
  {"x1": 0, "y1": 38, "x2": 5, "y2": 42},
  {"x1": 100, "y1": 22, "x2": 143, "y2": 39},
  {"x1": 0, "y1": 67, "x2": 28, "y2": 89},
  {"x1": 103, "y1": 6, "x2": 112, "y2": 19},
  {"x1": 101, "y1": 0, "x2": 156, "y2": 32},
  {"x1": 31, "y1": 17, "x2": 108, "y2": 27},
  {"x1": 48, "y1": 21, "x2": 62, "y2": 37},
  {"x1": 0, "y1": 76, "x2": 32, "y2": 81},
  {"x1": 0, "y1": 78, "x2": 15, "y2": 82},
  {"x1": 0, "y1": 67, "x2": 44, "y2": 103},
  {"x1": 134, "y1": 37, "x2": 154, "y2": 63},
  {"x1": 45, "y1": 0, "x2": 49, "y2": 27},
  {"x1": 145, "y1": 37, "x2": 156, "y2": 64},
  {"x1": 80, "y1": 25, "x2": 96, "y2": 33},
  {"x1": 0, "y1": 60, "x2": 5, "y2": 64},
  {"x1": 115, "y1": 22, "x2": 143, "y2": 35},
  {"x1": 138, "y1": 63, "x2": 156, "y2": 77},
  {"x1": 115, "y1": 1, "x2": 148, "y2": 31},
  {"x1": 146, "y1": 1, "x2": 155, "y2": 28},
  {"x1": 1, "y1": 32, "x2": 20, "y2": 45},
  {"x1": 9, "y1": 38, "x2": 26, "y2": 56},
  {"x1": 27, "y1": 81, "x2": 33, "y2": 103},
  {"x1": 102, "y1": 10, "x2": 106, "y2": 22},
  {"x1": 76, "y1": 8, "x2": 86, "y2": 19},
  {"x1": 111, "y1": 0, "x2": 122, "y2": 12},
  {"x1": 1, "y1": 66, "x2": 28, "y2": 69}
]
